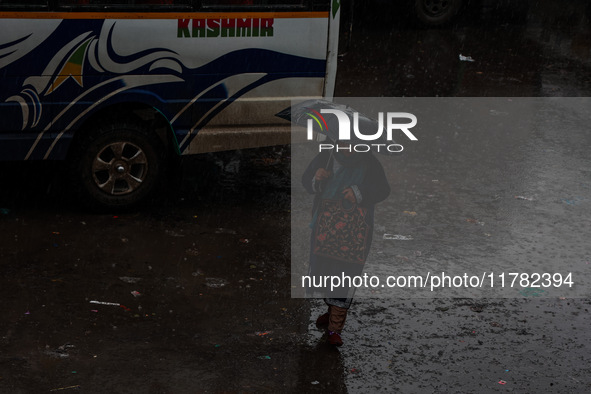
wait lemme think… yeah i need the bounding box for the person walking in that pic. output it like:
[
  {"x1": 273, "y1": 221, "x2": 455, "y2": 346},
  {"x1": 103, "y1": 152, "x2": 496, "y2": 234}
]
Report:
[{"x1": 302, "y1": 145, "x2": 390, "y2": 346}]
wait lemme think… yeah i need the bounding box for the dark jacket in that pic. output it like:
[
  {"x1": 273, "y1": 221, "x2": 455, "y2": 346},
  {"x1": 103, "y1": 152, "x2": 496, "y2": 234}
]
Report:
[{"x1": 302, "y1": 150, "x2": 391, "y2": 216}]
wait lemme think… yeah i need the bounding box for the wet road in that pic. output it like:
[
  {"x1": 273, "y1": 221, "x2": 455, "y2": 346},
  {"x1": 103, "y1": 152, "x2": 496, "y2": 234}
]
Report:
[
  {"x1": 337, "y1": 0, "x2": 591, "y2": 97},
  {"x1": 2, "y1": 0, "x2": 591, "y2": 392}
]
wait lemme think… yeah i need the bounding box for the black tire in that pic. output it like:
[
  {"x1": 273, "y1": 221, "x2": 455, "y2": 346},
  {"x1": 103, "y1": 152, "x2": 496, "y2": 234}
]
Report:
[
  {"x1": 70, "y1": 120, "x2": 164, "y2": 211},
  {"x1": 415, "y1": 0, "x2": 462, "y2": 26}
]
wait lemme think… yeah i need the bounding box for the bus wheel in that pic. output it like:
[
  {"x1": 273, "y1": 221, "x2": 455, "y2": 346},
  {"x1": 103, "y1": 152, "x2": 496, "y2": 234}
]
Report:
[
  {"x1": 415, "y1": 0, "x2": 462, "y2": 26},
  {"x1": 71, "y1": 121, "x2": 164, "y2": 210}
]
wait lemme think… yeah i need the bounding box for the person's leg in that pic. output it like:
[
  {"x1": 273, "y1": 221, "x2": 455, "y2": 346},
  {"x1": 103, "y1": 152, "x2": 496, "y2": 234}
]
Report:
[
  {"x1": 324, "y1": 298, "x2": 351, "y2": 346},
  {"x1": 316, "y1": 304, "x2": 331, "y2": 328},
  {"x1": 326, "y1": 305, "x2": 348, "y2": 346},
  {"x1": 327, "y1": 305, "x2": 347, "y2": 333}
]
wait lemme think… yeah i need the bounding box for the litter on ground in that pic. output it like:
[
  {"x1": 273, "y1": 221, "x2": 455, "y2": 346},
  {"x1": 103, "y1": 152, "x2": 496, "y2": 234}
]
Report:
[{"x1": 383, "y1": 234, "x2": 413, "y2": 240}]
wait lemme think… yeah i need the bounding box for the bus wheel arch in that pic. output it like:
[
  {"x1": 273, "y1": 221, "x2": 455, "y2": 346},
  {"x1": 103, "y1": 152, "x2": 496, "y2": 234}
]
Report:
[{"x1": 68, "y1": 104, "x2": 174, "y2": 210}]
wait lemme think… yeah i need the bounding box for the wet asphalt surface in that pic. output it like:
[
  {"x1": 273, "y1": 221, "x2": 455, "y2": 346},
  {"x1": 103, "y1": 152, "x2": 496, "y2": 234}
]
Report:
[{"x1": 2, "y1": 1, "x2": 591, "y2": 393}]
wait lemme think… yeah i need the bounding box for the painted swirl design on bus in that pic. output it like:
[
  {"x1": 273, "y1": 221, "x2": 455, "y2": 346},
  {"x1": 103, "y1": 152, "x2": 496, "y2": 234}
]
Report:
[
  {"x1": 6, "y1": 21, "x2": 182, "y2": 132},
  {"x1": 0, "y1": 14, "x2": 328, "y2": 160}
]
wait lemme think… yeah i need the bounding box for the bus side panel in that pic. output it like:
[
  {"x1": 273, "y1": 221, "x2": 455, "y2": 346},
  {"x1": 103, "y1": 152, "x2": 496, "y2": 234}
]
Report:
[
  {"x1": 0, "y1": 19, "x2": 63, "y2": 160},
  {"x1": 99, "y1": 15, "x2": 329, "y2": 154},
  {"x1": 0, "y1": 13, "x2": 330, "y2": 160}
]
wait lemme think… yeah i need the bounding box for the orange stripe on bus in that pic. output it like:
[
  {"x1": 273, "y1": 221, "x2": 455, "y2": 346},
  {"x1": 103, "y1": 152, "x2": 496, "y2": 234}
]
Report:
[{"x1": 0, "y1": 11, "x2": 328, "y2": 19}]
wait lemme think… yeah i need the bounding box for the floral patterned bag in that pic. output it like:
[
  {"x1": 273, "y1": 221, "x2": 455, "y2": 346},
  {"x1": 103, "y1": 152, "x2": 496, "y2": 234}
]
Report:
[{"x1": 312, "y1": 199, "x2": 370, "y2": 264}]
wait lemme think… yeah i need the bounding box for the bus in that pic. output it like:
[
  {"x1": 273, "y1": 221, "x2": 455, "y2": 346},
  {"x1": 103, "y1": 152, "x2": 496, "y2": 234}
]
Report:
[{"x1": 0, "y1": 0, "x2": 340, "y2": 208}]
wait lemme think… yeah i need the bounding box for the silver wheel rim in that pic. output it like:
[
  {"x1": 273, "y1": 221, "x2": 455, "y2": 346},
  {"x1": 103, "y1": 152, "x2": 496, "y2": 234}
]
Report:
[{"x1": 92, "y1": 141, "x2": 148, "y2": 195}]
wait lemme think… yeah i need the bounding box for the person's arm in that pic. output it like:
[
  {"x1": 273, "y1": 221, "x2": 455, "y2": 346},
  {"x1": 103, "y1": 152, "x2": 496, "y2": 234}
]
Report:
[{"x1": 341, "y1": 186, "x2": 361, "y2": 204}]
